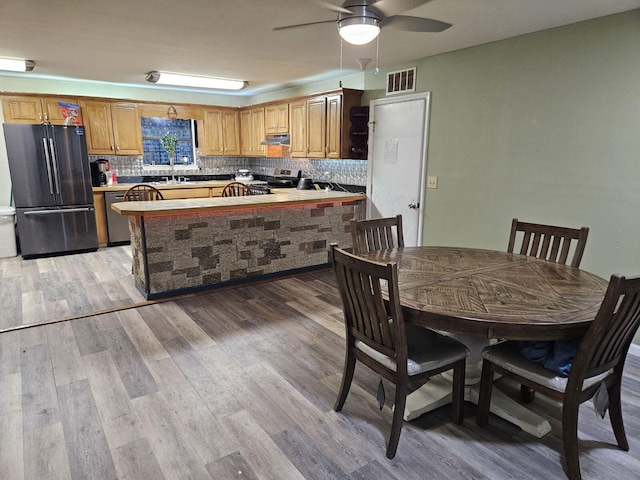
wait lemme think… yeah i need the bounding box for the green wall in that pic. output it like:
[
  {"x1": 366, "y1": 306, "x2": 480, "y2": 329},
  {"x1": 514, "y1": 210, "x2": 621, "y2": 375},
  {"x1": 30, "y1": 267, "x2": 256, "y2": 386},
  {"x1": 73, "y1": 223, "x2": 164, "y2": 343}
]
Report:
[
  {"x1": 364, "y1": 10, "x2": 640, "y2": 345},
  {"x1": 366, "y1": 10, "x2": 640, "y2": 277}
]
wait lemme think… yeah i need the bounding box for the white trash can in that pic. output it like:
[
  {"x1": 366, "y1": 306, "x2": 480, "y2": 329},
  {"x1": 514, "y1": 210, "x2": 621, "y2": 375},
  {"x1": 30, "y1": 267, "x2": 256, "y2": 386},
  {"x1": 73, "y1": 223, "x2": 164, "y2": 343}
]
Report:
[{"x1": 0, "y1": 206, "x2": 17, "y2": 258}]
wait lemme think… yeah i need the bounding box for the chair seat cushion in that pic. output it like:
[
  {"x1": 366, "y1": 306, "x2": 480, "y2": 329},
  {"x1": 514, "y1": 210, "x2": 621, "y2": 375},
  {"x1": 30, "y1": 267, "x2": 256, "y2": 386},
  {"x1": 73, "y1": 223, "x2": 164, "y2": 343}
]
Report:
[
  {"x1": 482, "y1": 341, "x2": 612, "y2": 393},
  {"x1": 356, "y1": 324, "x2": 469, "y2": 376}
]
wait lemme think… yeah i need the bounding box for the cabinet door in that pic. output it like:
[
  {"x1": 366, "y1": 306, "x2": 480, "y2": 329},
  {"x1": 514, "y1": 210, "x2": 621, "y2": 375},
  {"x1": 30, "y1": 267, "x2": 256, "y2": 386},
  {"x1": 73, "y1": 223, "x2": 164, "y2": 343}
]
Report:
[
  {"x1": 251, "y1": 107, "x2": 265, "y2": 156},
  {"x1": 202, "y1": 109, "x2": 224, "y2": 155},
  {"x1": 222, "y1": 110, "x2": 240, "y2": 155},
  {"x1": 111, "y1": 103, "x2": 142, "y2": 154},
  {"x1": 325, "y1": 94, "x2": 342, "y2": 159},
  {"x1": 161, "y1": 188, "x2": 211, "y2": 199},
  {"x1": 1, "y1": 96, "x2": 43, "y2": 123},
  {"x1": 240, "y1": 109, "x2": 253, "y2": 156},
  {"x1": 93, "y1": 192, "x2": 108, "y2": 245},
  {"x1": 289, "y1": 100, "x2": 306, "y2": 158},
  {"x1": 265, "y1": 103, "x2": 289, "y2": 133},
  {"x1": 80, "y1": 100, "x2": 115, "y2": 155},
  {"x1": 306, "y1": 97, "x2": 326, "y2": 158}
]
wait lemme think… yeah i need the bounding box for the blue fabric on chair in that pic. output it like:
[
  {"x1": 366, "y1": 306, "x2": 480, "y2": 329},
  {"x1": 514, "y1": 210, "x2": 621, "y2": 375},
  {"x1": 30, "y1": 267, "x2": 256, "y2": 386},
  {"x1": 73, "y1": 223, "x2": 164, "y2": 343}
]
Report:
[{"x1": 517, "y1": 339, "x2": 581, "y2": 376}]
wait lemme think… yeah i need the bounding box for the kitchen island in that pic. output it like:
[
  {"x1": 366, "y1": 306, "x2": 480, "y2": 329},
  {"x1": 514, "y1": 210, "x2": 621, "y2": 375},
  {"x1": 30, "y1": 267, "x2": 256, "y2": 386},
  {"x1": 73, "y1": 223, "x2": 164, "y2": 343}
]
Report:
[{"x1": 111, "y1": 189, "x2": 366, "y2": 299}]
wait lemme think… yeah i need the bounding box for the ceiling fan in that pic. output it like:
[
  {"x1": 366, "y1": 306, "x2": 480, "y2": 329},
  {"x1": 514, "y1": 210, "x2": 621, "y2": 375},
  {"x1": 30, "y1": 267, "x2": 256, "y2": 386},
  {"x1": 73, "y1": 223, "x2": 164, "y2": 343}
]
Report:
[{"x1": 274, "y1": 0, "x2": 451, "y2": 45}]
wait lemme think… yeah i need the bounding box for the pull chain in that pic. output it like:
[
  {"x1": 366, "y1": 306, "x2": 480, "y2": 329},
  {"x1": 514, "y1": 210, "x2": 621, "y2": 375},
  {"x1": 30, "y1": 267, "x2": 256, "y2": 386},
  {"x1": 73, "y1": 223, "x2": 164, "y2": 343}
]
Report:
[
  {"x1": 340, "y1": 36, "x2": 343, "y2": 88},
  {"x1": 375, "y1": 34, "x2": 380, "y2": 77}
]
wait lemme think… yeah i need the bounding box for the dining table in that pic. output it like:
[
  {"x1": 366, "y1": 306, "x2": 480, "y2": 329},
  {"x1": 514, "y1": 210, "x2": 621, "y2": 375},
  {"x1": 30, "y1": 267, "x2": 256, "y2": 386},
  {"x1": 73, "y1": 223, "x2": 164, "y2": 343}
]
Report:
[{"x1": 359, "y1": 246, "x2": 609, "y2": 437}]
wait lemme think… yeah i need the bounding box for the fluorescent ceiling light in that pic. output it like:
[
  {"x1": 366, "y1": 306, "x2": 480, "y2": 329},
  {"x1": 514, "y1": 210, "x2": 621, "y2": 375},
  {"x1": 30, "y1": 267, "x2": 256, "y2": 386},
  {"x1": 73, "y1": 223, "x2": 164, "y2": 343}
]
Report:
[
  {"x1": 146, "y1": 71, "x2": 247, "y2": 90},
  {"x1": 338, "y1": 17, "x2": 381, "y2": 45},
  {"x1": 0, "y1": 58, "x2": 35, "y2": 72}
]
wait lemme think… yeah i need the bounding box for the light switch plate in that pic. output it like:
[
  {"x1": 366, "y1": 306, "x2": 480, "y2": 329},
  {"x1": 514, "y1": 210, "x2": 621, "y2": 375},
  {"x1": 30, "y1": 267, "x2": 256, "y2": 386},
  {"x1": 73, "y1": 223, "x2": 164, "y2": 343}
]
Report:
[{"x1": 427, "y1": 176, "x2": 438, "y2": 189}]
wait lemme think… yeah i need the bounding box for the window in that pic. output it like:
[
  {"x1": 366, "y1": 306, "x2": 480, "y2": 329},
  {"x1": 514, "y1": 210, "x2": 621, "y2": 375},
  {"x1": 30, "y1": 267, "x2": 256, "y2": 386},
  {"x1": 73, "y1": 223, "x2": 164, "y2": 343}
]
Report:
[{"x1": 141, "y1": 117, "x2": 198, "y2": 169}]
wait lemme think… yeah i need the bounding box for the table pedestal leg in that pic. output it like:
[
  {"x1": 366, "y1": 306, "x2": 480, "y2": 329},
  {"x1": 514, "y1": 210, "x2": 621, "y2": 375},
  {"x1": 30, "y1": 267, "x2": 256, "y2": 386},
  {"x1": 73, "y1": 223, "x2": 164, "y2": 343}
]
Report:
[{"x1": 402, "y1": 333, "x2": 552, "y2": 438}]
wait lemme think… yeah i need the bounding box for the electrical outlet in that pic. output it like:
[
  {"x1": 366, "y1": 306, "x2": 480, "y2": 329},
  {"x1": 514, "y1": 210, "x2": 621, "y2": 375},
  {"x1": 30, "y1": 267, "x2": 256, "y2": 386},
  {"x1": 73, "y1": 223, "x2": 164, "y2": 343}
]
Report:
[{"x1": 427, "y1": 176, "x2": 438, "y2": 189}]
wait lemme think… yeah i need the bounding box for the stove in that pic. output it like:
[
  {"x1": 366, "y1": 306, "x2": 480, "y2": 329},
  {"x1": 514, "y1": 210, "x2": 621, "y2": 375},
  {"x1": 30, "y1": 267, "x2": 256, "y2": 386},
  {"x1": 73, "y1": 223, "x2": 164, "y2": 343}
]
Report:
[{"x1": 267, "y1": 168, "x2": 301, "y2": 188}]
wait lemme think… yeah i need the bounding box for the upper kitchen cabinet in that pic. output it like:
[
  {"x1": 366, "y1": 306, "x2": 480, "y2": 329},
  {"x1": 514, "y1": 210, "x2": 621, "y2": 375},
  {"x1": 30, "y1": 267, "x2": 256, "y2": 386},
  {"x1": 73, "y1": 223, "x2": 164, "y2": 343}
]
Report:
[
  {"x1": 290, "y1": 97, "x2": 326, "y2": 158},
  {"x1": 240, "y1": 107, "x2": 265, "y2": 157},
  {"x1": 201, "y1": 108, "x2": 240, "y2": 156},
  {"x1": 264, "y1": 103, "x2": 289, "y2": 134},
  {"x1": 2, "y1": 95, "x2": 83, "y2": 125},
  {"x1": 80, "y1": 100, "x2": 142, "y2": 155},
  {"x1": 289, "y1": 100, "x2": 307, "y2": 158},
  {"x1": 289, "y1": 89, "x2": 362, "y2": 159}
]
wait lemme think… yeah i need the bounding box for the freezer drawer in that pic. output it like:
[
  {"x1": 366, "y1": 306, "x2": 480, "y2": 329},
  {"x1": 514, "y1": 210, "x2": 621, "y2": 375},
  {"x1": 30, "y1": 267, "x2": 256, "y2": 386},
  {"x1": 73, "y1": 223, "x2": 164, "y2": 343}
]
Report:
[
  {"x1": 104, "y1": 191, "x2": 131, "y2": 245},
  {"x1": 16, "y1": 206, "x2": 98, "y2": 258}
]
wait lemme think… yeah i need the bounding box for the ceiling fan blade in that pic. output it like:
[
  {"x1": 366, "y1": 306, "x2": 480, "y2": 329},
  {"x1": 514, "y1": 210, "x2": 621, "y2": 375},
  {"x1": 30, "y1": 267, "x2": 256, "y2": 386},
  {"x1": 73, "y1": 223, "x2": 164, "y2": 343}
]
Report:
[
  {"x1": 273, "y1": 19, "x2": 336, "y2": 31},
  {"x1": 314, "y1": 0, "x2": 353, "y2": 14},
  {"x1": 383, "y1": 15, "x2": 451, "y2": 33},
  {"x1": 369, "y1": 0, "x2": 431, "y2": 17}
]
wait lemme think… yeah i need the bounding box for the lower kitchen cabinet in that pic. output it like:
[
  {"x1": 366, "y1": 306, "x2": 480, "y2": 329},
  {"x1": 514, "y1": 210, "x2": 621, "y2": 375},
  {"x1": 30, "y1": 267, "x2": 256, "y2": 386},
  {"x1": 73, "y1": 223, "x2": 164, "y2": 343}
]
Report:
[
  {"x1": 161, "y1": 187, "x2": 212, "y2": 199},
  {"x1": 93, "y1": 192, "x2": 108, "y2": 245},
  {"x1": 94, "y1": 184, "x2": 227, "y2": 246}
]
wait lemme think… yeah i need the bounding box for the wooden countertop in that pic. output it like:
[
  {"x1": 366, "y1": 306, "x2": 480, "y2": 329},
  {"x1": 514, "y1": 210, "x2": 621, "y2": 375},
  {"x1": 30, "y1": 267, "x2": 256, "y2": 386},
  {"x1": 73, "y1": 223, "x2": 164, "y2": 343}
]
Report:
[
  {"x1": 93, "y1": 180, "x2": 265, "y2": 192},
  {"x1": 110, "y1": 189, "x2": 367, "y2": 216}
]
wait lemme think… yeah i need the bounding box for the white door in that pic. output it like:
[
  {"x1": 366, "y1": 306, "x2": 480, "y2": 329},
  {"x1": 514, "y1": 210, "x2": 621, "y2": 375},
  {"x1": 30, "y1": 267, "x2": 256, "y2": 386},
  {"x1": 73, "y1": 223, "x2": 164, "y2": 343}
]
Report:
[{"x1": 367, "y1": 92, "x2": 431, "y2": 246}]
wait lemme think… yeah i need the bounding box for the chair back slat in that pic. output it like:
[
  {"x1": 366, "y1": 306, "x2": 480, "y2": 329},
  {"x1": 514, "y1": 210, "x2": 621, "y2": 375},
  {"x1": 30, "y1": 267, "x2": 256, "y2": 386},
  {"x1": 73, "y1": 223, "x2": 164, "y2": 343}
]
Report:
[
  {"x1": 572, "y1": 276, "x2": 640, "y2": 382},
  {"x1": 222, "y1": 182, "x2": 254, "y2": 197},
  {"x1": 508, "y1": 218, "x2": 589, "y2": 268},
  {"x1": 351, "y1": 215, "x2": 405, "y2": 255},
  {"x1": 123, "y1": 184, "x2": 164, "y2": 201},
  {"x1": 331, "y1": 245, "x2": 403, "y2": 360}
]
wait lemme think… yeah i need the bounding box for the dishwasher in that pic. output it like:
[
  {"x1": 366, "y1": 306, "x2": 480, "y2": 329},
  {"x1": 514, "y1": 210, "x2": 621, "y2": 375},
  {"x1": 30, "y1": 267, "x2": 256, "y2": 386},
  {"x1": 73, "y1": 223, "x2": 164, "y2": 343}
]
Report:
[{"x1": 104, "y1": 190, "x2": 131, "y2": 245}]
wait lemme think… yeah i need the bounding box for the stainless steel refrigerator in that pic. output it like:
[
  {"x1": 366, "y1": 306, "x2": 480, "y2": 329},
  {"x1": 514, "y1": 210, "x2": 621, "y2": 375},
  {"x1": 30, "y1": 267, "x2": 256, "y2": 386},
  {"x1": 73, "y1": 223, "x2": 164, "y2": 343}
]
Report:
[{"x1": 3, "y1": 124, "x2": 98, "y2": 258}]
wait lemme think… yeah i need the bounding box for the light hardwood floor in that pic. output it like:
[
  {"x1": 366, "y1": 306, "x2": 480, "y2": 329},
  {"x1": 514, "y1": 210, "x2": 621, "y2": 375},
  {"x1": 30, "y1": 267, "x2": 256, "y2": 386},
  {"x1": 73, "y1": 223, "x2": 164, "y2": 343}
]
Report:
[
  {"x1": 1, "y1": 250, "x2": 639, "y2": 479},
  {"x1": 0, "y1": 246, "x2": 146, "y2": 330}
]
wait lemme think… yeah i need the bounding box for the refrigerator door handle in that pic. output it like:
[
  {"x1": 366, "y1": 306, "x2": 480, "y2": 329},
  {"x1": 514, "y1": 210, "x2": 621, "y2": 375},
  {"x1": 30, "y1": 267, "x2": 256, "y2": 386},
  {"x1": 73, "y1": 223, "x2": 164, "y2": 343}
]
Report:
[
  {"x1": 42, "y1": 137, "x2": 55, "y2": 195},
  {"x1": 24, "y1": 207, "x2": 95, "y2": 216},
  {"x1": 48, "y1": 138, "x2": 61, "y2": 194}
]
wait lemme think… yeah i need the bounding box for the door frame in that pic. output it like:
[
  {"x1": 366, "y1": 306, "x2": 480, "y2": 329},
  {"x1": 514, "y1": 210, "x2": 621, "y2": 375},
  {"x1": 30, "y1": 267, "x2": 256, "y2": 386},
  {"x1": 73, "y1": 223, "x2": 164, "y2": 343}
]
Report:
[{"x1": 366, "y1": 92, "x2": 431, "y2": 245}]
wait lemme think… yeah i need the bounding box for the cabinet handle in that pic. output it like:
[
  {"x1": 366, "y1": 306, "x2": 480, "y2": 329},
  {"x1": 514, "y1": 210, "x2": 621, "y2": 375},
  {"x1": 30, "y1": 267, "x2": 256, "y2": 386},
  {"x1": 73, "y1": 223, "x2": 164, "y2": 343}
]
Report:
[
  {"x1": 111, "y1": 145, "x2": 115, "y2": 151},
  {"x1": 44, "y1": 112, "x2": 49, "y2": 122},
  {"x1": 39, "y1": 113, "x2": 43, "y2": 123}
]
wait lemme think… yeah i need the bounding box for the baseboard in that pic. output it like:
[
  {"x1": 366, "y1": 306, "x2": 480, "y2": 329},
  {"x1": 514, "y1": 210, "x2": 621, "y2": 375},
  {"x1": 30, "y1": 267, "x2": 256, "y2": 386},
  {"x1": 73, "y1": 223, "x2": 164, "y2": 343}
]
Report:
[{"x1": 629, "y1": 343, "x2": 640, "y2": 358}]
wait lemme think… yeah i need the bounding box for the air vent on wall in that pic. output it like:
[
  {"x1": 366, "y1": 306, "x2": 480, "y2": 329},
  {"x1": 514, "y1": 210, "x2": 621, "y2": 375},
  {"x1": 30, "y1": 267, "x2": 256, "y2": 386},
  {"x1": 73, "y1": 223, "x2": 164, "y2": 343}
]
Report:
[{"x1": 386, "y1": 67, "x2": 416, "y2": 95}]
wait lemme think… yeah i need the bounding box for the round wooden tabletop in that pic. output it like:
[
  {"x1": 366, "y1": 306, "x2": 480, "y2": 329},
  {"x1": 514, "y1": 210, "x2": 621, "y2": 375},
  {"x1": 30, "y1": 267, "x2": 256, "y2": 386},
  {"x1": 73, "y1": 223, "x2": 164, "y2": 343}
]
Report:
[{"x1": 362, "y1": 246, "x2": 609, "y2": 341}]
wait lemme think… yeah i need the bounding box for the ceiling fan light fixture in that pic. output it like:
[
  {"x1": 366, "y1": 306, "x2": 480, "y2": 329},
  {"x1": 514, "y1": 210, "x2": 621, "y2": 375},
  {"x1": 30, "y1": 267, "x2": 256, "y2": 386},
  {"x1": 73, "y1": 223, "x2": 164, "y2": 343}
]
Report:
[
  {"x1": 338, "y1": 16, "x2": 381, "y2": 45},
  {"x1": 0, "y1": 57, "x2": 35, "y2": 72},
  {"x1": 145, "y1": 71, "x2": 247, "y2": 91}
]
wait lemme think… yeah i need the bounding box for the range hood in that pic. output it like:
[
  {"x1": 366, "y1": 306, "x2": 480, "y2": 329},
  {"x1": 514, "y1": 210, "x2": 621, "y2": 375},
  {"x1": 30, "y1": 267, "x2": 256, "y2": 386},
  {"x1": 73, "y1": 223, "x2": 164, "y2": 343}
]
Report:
[{"x1": 261, "y1": 134, "x2": 290, "y2": 146}]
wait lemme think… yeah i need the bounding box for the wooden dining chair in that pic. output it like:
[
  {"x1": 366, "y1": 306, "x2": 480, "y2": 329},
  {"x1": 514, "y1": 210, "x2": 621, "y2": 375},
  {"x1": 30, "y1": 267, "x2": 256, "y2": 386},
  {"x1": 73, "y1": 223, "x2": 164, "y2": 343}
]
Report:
[
  {"x1": 507, "y1": 218, "x2": 589, "y2": 268},
  {"x1": 476, "y1": 273, "x2": 640, "y2": 480},
  {"x1": 351, "y1": 214, "x2": 404, "y2": 255},
  {"x1": 330, "y1": 244, "x2": 469, "y2": 459},
  {"x1": 222, "y1": 181, "x2": 254, "y2": 197},
  {"x1": 123, "y1": 184, "x2": 164, "y2": 201},
  {"x1": 508, "y1": 218, "x2": 590, "y2": 402}
]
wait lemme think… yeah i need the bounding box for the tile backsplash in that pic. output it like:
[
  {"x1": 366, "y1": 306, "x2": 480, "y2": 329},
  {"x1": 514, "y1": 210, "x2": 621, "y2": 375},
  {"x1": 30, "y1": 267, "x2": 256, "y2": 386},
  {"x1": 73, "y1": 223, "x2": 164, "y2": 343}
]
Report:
[{"x1": 92, "y1": 154, "x2": 368, "y2": 186}]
